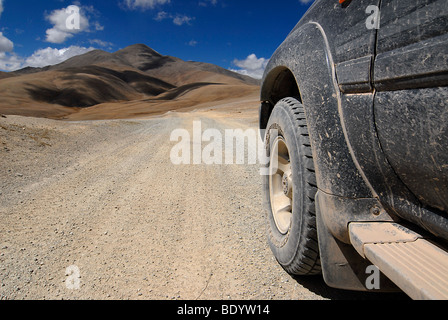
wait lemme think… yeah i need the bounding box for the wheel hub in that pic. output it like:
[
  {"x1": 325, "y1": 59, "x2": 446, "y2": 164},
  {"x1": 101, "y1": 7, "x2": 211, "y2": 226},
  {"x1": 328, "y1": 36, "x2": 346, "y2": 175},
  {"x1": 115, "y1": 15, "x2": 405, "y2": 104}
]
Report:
[{"x1": 282, "y1": 172, "x2": 292, "y2": 198}]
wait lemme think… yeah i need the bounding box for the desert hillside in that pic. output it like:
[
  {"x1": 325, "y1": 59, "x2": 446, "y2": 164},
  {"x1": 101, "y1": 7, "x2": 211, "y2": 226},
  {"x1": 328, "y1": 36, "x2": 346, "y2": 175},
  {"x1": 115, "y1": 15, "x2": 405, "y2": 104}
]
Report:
[{"x1": 0, "y1": 44, "x2": 260, "y2": 120}]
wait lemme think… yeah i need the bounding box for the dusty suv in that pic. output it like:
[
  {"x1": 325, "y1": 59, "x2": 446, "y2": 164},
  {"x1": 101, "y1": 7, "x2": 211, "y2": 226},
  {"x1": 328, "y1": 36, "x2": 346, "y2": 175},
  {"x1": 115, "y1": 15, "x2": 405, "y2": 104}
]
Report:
[{"x1": 260, "y1": 0, "x2": 448, "y2": 299}]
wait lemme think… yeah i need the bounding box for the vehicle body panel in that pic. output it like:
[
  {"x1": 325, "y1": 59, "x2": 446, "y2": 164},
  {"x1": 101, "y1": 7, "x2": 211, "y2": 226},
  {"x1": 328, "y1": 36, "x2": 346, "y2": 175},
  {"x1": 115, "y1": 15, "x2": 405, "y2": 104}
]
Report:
[
  {"x1": 373, "y1": 0, "x2": 448, "y2": 221},
  {"x1": 260, "y1": 0, "x2": 448, "y2": 291}
]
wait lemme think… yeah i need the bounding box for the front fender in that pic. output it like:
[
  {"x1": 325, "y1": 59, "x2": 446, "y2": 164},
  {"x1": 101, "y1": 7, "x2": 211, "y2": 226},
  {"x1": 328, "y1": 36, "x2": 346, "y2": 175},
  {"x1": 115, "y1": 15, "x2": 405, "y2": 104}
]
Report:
[{"x1": 263, "y1": 22, "x2": 372, "y2": 200}]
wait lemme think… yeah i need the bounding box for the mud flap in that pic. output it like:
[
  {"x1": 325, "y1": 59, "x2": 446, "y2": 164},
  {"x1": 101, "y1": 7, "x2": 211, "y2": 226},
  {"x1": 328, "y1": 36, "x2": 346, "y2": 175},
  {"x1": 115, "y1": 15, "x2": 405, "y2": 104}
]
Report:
[{"x1": 315, "y1": 191, "x2": 398, "y2": 292}]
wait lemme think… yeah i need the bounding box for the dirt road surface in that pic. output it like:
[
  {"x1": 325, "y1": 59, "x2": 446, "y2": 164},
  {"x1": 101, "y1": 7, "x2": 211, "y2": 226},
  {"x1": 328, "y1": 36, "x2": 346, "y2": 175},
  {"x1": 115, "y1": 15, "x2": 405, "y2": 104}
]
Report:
[{"x1": 0, "y1": 101, "x2": 407, "y2": 300}]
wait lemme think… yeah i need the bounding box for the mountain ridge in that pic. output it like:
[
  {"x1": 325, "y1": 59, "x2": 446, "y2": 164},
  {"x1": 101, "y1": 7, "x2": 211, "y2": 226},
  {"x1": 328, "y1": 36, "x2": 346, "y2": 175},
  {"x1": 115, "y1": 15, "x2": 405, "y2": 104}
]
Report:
[
  {"x1": 0, "y1": 44, "x2": 259, "y2": 120},
  {"x1": 10, "y1": 44, "x2": 259, "y2": 86}
]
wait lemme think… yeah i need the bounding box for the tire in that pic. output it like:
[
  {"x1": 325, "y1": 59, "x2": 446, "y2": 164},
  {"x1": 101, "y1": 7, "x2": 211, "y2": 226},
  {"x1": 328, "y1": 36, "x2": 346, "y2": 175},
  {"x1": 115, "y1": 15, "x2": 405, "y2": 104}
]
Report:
[{"x1": 263, "y1": 97, "x2": 321, "y2": 276}]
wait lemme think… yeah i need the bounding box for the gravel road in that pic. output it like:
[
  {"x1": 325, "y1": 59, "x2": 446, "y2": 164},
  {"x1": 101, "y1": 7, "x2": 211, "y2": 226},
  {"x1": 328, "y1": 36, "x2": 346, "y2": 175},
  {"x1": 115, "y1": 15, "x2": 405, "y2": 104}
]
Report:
[{"x1": 0, "y1": 103, "x2": 407, "y2": 300}]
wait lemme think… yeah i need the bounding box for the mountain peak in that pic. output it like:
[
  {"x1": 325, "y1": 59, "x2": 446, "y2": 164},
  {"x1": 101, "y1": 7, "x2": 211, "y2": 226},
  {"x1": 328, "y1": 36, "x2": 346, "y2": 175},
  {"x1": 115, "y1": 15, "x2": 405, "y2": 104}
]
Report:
[
  {"x1": 116, "y1": 44, "x2": 162, "y2": 56},
  {"x1": 112, "y1": 44, "x2": 168, "y2": 71}
]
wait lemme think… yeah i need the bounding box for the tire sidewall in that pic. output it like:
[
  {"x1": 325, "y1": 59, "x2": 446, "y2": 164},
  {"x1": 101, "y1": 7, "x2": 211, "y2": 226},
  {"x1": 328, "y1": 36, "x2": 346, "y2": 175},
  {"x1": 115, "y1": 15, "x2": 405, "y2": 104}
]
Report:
[{"x1": 263, "y1": 100, "x2": 307, "y2": 267}]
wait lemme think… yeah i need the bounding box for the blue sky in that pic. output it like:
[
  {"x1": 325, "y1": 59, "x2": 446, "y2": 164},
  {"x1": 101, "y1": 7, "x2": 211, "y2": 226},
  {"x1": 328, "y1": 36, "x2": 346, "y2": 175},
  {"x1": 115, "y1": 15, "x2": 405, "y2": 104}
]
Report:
[{"x1": 0, "y1": 0, "x2": 313, "y2": 78}]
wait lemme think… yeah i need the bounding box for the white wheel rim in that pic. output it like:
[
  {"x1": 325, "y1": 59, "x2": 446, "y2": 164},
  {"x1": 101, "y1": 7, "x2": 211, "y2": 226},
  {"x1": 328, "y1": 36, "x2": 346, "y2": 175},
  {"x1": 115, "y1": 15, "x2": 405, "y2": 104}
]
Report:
[{"x1": 269, "y1": 136, "x2": 293, "y2": 235}]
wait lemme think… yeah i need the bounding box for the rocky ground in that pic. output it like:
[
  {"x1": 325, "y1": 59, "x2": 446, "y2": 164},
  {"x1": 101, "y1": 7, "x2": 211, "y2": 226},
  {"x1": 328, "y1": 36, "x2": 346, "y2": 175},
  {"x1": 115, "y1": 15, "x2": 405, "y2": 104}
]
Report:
[{"x1": 0, "y1": 102, "x2": 408, "y2": 300}]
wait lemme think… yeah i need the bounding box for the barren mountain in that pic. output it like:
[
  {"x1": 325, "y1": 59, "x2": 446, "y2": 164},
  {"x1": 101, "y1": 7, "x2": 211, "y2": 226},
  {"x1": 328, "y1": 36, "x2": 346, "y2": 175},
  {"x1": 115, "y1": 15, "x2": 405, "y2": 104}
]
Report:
[
  {"x1": 0, "y1": 44, "x2": 259, "y2": 120},
  {"x1": 0, "y1": 71, "x2": 13, "y2": 80}
]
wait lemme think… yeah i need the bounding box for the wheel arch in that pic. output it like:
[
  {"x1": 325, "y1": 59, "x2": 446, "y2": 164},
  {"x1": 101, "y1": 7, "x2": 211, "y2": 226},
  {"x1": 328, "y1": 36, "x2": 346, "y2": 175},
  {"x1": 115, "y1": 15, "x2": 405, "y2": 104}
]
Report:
[{"x1": 260, "y1": 66, "x2": 301, "y2": 131}]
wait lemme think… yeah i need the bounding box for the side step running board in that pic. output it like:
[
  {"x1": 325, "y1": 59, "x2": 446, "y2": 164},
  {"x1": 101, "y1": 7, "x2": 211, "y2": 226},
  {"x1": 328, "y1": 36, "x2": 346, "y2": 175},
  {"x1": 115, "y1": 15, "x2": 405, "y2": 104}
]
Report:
[{"x1": 349, "y1": 222, "x2": 448, "y2": 300}]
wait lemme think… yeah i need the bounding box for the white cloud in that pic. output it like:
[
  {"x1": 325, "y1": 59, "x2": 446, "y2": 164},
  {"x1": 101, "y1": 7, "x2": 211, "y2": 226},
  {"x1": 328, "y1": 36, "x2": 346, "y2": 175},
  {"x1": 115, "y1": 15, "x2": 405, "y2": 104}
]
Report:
[
  {"x1": 24, "y1": 46, "x2": 95, "y2": 68},
  {"x1": 0, "y1": 32, "x2": 13, "y2": 52},
  {"x1": 187, "y1": 40, "x2": 198, "y2": 47},
  {"x1": 0, "y1": 0, "x2": 15, "y2": 55},
  {"x1": 172, "y1": 14, "x2": 194, "y2": 26},
  {"x1": 154, "y1": 11, "x2": 194, "y2": 26},
  {"x1": 199, "y1": 0, "x2": 218, "y2": 7},
  {"x1": 89, "y1": 39, "x2": 113, "y2": 48},
  {"x1": 44, "y1": 5, "x2": 104, "y2": 44},
  {"x1": 230, "y1": 54, "x2": 269, "y2": 79},
  {"x1": 299, "y1": 0, "x2": 314, "y2": 4},
  {"x1": 45, "y1": 5, "x2": 90, "y2": 43},
  {"x1": 0, "y1": 52, "x2": 22, "y2": 71},
  {"x1": 0, "y1": 3, "x2": 98, "y2": 71},
  {"x1": 0, "y1": 45, "x2": 95, "y2": 71},
  {"x1": 154, "y1": 11, "x2": 169, "y2": 21},
  {"x1": 93, "y1": 21, "x2": 104, "y2": 31},
  {"x1": 125, "y1": 0, "x2": 171, "y2": 10}
]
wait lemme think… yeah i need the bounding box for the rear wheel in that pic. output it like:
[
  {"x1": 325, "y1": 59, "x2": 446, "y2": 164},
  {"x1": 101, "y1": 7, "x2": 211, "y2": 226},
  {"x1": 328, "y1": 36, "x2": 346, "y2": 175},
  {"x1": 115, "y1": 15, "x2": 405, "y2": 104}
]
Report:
[{"x1": 263, "y1": 97, "x2": 321, "y2": 276}]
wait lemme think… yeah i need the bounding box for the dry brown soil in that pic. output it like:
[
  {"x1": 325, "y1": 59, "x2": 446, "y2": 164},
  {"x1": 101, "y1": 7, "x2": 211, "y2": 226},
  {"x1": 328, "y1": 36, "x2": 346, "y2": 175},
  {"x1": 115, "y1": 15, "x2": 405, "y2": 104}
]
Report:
[{"x1": 0, "y1": 99, "x2": 407, "y2": 300}]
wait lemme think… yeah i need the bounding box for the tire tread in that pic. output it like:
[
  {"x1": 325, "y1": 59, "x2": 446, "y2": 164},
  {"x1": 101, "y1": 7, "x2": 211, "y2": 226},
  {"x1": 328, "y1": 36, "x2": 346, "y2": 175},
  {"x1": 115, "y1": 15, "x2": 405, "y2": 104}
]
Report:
[{"x1": 272, "y1": 98, "x2": 321, "y2": 276}]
